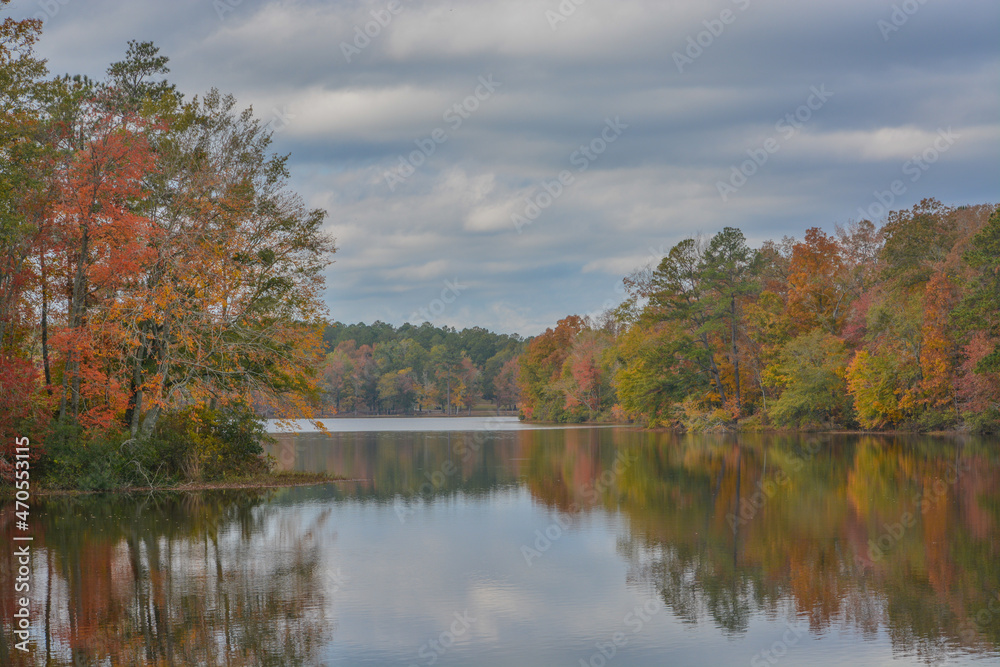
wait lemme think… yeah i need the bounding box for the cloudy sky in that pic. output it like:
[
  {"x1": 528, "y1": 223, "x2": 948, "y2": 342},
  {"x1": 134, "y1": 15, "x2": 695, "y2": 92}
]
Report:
[{"x1": 8, "y1": 0, "x2": 999, "y2": 335}]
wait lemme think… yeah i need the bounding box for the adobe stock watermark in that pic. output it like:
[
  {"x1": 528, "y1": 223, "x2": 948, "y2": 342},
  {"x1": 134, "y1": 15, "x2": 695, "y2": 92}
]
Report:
[
  {"x1": 408, "y1": 610, "x2": 477, "y2": 667},
  {"x1": 860, "y1": 457, "x2": 971, "y2": 565},
  {"x1": 957, "y1": 589, "x2": 1000, "y2": 644},
  {"x1": 10, "y1": 435, "x2": 33, "y2": 654},
  {"x1": 749, "y1": 621, "x2": 809, "y2": 666},
  {"x1": 393, "y1": 418, "x2": 507, "y2": 523},
  {"x1": 511, "y1": 117, "x2": 628, "y2": 234},
  {"x1": 408, "y1": 278, "x2": 467, "y2": 325},
  {"x1": 213, "y1": 0, "x2": 244, "y2": 21},
  {"x1": 275, "y1": 437, "x2": 298, "y2": 471},
  {"x1": 32, "y1": 0, "x2": 71, "y2": 22},
  {"x1": 546, "y1": 0, "x2": 588, "y2": 31},
  {"x1": 340, "y1": 0, "x2": 411, "y2": 63},
  {"x1": 877, "y1": 0, "x2": 931, "y2": 41},
  {"x1": 384, "y1": 75, "x2": 502, "y2": 192},
  {"x1": 717, "y1": 85, "x2": 833, "y2": 202},
  {"x1": 579, "y1": 596, "x2": 664, "y2": 667},
  {"x1": 521, "y1": 449, "x2": 637, "y2": 566},
  {"x1": 727, "y1": 441, "x2": 821, "y2": 533},
  {"x1": 323, "y1": 566, "x2": 350, "y2": 595},
  {"x1": 265, "y1": 105, "x2": 295, "y2": 135},
  {"x1": 672, "y1": 0, "x2": 751, "y2": 73},
  {"x1": 855, "y1": 127, "x2": 958, "y2": 221}
]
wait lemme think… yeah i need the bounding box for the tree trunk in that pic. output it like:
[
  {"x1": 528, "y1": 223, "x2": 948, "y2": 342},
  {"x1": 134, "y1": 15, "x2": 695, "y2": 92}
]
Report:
[
  {"x1": 731, "y1": 295, "x2": 741, "y2": 416},
  {"x1": 60, "y1": 225, "x2": 90, "y2": 423},
  {"x1": 41, "y1": 277, "x2": 51, "y2": 389}
]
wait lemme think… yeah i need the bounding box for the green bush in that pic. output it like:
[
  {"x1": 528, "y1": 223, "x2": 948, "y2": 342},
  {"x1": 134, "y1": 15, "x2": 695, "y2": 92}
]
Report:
[
  {"x1": 915, "y1": 407, "x2": 959, "y2": 432},
  {"x1": 150, "y1": 404, "x2": 275, "y2": 481},
  {"x1": 963, "y1": 408, "x2": 1000, "y2": 435},
  {"x1": 35, "y1": 405, "x2": 275, "y2": 490},
  {"x1": 40, "y1": 423, "x2": 135, "y2": 491}
]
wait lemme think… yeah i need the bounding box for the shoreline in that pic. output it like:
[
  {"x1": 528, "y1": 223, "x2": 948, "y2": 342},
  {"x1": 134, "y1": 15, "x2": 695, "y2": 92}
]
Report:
[
  {"x1": 521, "y1": 420, "x2": 978, "y2": 436},
  {"x1": 4, "y1": 472, "x2": 362, "y2": 498},
  {"x1": 272, "y1": 415, "x2": 986, "y2": 437}
]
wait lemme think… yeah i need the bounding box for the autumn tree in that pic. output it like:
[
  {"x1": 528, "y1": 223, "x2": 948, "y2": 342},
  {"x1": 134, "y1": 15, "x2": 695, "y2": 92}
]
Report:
[
  {"x1": 643, "y1": 230, "x2": 759, "y2": 417},
  {"x1": 846, "y1": 349, "x2": 916, "y2": 430},
  {"x1": 953, "y1": 206, "x2": 1000, "y2": 431},
  {"x1": 115, "y1": 88, "x2": 334, "y2": 435},
  {"x1": 766, "y1": 330, "x2": 852, "y2": 428},
  {"x1": 955, "y1": 206, "x2": 1000, "y2": 375},
  {"x1": 523, "y1": 206, "x2": 996, "y2": 432},
  {"x1": 880, "y1": 198, "x2": 958, "y2": 289},
  {"x1": 836, "y1": 219, "x2": 883, "y2": 299},
  {"x1": 493, "y1": 357, "x2": 521, "y2": 411},
  {"x1": 516, "y1": 315, "x2": 584, "y2": 420},
  {"x1": 786, "y1": 227, "x2": 849, "y2": 335},
  {"x1": 46, "y1": 104, "x2": 160, "y2": 429},
  {"x1": 455, "y1": 356, "x2": 480, "y2": 414},
  {"x1": 701, "y1": 226, "x2": 760, "y2": 414},
  {"x1": 613, "y1": 321, "x2": 699, "y2": 426},
  {"x1": 429, "y1": 344, "x2": 463, "y2": 414},
  {"x1": 0, "y1": 7, "x2": 45, "y2": 353},
  {"x1": 377, "y1": 368, "x2": 416, "y2": 413},
  {"x1": 918, "y1": 271, "x2": 961, "y2": 423},
  {"x1": 558, "y1": 328, "x2": 615, "y2": 419},
  {"x1": 646, "y1": 238, "x2": 729, "y2": 407},
  {"x1": 0, "y1": 5, "x2": 49, "y2": 460}
]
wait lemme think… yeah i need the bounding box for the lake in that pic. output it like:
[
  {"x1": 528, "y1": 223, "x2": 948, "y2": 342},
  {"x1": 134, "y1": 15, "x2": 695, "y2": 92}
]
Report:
[{"x1": 2, "y1": 419, "x2": 999, "y2": 666}]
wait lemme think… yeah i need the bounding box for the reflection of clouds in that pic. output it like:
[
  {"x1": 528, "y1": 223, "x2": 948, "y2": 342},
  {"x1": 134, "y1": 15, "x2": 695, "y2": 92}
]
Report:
[
  {"x1": 317, "y1": 490, "x2": 654, "y2": 661},
  {"x1": 15, "y1": 429, "x2": 999, "y2": 665}
]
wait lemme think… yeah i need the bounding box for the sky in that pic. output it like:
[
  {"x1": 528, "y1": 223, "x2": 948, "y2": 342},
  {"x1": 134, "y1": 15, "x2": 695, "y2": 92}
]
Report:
[{"x1": 7, "y1": 0, "x2": 999, "y2": 336}]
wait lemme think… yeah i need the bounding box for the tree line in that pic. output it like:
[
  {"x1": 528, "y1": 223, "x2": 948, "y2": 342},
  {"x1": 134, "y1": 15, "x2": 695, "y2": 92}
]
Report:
[
  {"x1": 0, "y1": 8, "x2": 333, "y2": 487},
  {"x1": 516, "y1": 200, "x2": 1000, "y2": 432},
  {"x1": 318, "y1": 321, "x2": 523, "y2": 415}
]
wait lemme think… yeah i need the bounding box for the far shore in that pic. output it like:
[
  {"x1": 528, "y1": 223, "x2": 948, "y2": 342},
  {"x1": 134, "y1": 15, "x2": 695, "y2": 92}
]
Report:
[
  {"x1": 271, "y1": 414, "x2": 980, "y2": 436},
  {"x1": 7, "y1": 472, "x2": 360, "y2": 498}
]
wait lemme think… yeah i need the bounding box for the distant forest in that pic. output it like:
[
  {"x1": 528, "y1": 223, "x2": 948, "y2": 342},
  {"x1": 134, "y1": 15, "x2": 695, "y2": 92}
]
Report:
[
  {"x1": 317, "y1": 322, "x2": 524, "y2": 415},
  {"x1": 321, "y1": 200, "x2": 1000, "y2": 432}
]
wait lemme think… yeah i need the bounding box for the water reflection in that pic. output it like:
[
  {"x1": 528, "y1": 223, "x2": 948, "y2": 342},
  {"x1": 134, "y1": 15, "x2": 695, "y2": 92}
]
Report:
[
  {"x1": 1, "y1": 492, "x2": 332, "y2": 666},
  {"x1": 2, "y1": 428, "x2": 998, "y2": 665},
  {"x1": 605, "y1": 435, "x2": 1000, "y2": 658},
  {"x1": 521, "y1": 432, "x2": 1000, "y2": 656}
]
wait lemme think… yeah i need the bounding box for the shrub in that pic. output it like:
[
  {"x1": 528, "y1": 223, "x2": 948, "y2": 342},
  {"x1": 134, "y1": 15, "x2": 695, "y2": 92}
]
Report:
[
  {"x1": 39, "y1": 423, "x2": 133, "y2": 491},
  {"x1": 30, "y1": 404, "x2": 275, "y2": 490},
  {"x1": 150, "y1": 404, "x2": 274, "y2": 482}
]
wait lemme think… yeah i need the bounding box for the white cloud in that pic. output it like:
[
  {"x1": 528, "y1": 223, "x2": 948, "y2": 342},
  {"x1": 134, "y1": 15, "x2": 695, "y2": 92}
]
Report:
[{"x1": 8, "y1": 0, "x2": 998, "y2": 335}]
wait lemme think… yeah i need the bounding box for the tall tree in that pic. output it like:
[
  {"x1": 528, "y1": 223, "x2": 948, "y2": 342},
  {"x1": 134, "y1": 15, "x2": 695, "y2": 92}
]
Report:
[
  {"x1": 0, "y1": 5, "x2": 51, "y2": 457},
  {"x1": 786, "y1": 227, "x2": 849, "y2": 335},
  {"x1": 516, "y1": 315, "x2": 584, "y2": 420},
  {"x1": 647, "y1": 238, "x2": 729, "y2": 409},
  {"x1": 120, "y1": 89, "x2": 334, "y2": 435},
  {"x1": 46, "y1": 104, "x2": 159, "y2": 427},
  {"x1": 701, "y1": 227, "x2": 760, "y2": 414},
  {"x1": 493, "y1": 357, "x2": 521, "y2": 411},
  {"x1": 955, "y1": 206, "x2": 1000, "y2": 374}
]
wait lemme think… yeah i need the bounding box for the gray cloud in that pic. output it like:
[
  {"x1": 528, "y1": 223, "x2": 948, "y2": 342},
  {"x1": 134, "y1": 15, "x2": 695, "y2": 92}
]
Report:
[{"x1": 9, "y1": 0, "x2": 999, "y2": 334}]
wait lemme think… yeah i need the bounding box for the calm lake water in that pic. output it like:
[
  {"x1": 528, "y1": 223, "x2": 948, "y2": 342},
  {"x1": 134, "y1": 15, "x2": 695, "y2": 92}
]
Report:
[{"x1": 2, "y1": 419, "x2": 999, "y2": 666}]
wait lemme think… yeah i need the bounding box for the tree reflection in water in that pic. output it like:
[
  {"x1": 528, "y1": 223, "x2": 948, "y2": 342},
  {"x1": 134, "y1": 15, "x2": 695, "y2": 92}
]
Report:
[
  {"x1": 2, "y1": 429, "x2": 998, "y2": 664},
  {"x1": 520, "y1": 432, "x2": 1000, "y2": 658},
  {"x1": 1, "y1": 491, "x2": 333, "y2": 666}
]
